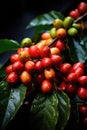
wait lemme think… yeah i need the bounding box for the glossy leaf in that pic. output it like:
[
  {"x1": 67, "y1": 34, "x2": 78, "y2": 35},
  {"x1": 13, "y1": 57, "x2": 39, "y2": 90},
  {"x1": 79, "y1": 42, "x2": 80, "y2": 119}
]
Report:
[
  {"x1": 0, "y1": 83, "x2": 27, "y2": 130},
  {"x1": 0, "y1": 39, "x2": 20, "y2": 53},
  {"x1": 26, "y1": 11, "x2": 64, "y2": 29},
  {"x1": 0, "y1": 81, "x2": 11, "y2": 129},
  {"x1": 68, "y1": 32, "x2": 87, "y2": 63},
  {"x1": 56, "y1": 90, "x2": 71, "y2": 130},
  {"x1": 29, "y1": 92, "x2": 59, "y2": 130}
]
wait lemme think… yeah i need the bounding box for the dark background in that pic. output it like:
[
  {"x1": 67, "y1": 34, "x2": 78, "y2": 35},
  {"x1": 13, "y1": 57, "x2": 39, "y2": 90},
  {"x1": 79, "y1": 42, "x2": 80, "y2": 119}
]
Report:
[
  {"x1": 0, "y1": 0, "x2": 87, "y2": 130},
  {"x1": 0, "y1": 0, "x2": 85, "y2": 43}
]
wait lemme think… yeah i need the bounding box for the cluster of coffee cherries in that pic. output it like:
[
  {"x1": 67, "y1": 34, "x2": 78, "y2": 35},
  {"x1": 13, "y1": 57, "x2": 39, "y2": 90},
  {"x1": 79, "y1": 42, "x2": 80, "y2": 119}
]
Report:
[{"x1": 5, "y1": 1, "x2": 87, "y2": 127}]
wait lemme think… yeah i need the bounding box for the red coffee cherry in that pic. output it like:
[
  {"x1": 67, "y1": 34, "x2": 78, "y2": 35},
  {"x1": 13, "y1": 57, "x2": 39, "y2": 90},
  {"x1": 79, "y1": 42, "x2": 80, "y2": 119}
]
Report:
[
  {"x1": 65, "y1": 83, "x2": 77, "y2": 94},
  {"x1": 78, "y1": 76, "x2": 87, "y2": 86},
  {"x1": 67, "y1": 72, "x2": 77, "y2": 83},
  {"x1": 41, "y1": 79, "x2": 53, "y2": 93},
  {"x1": 69, "y1": 9, "x2": 80, "y2": 19},
  {"x1": 7, "y1": 72, "x2": 19, "y2": 85},
  {"x1": 10, "y1": 54, "x2": 20, "y2": 63},
  {"x1": 79, "y1": 104, "x2": 87, "y2": 116},
  {"x1": 77, "y1": 87, "x2": 87, "y2": 100},
  {"x1": 6, "y1": 65, "x2": 13, "y2": 74},
  {"x1": 78, "y1": 2, "x2": 87, "y2": 14},
  {"x1": 12, "y1": 61, "x2": 24, "y2": 74},
  {"x1": 60, "y1": 63, "x2": 72, "y2": 75}
]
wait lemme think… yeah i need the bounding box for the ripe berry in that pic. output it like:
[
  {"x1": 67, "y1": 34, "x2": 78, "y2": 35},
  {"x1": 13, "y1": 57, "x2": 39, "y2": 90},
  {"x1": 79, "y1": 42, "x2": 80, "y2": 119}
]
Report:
[
  {"x1": 40, "y1": 46, "x2": 51, "y2": 58},
  {"x1": 56, "y1": 28, "x2": 67, "y2": 39},
  {"x1": 35, "y1": 60, "x2": 43, "y2": 71},
  {"x1": 29, "y1": 45, "x2": 40, "y2": 59},
  {"x1": 67, "y1": 72, "x2": 77, "y2": 83},
  {"x1": 41, "y1": 32, "x2": 51, "y2": 40},
  {"x1": 41, "y1": 79, "x2": 53, "y2": 93},
  {"x1": 12, "y1": 61, "x2": 24, "y2": 74},
  {"x1": 79, "y1": 104, "x2": 87, "y2": 116},
  {"x1": 60, "y1": 63, "x2": 72, "y2": 75},
  {"x1": 78, "y1": 2, "x2": 87, "y2": 14},
  {"x1": 42, "y1": 57, "x2": 53, "y2": 68},
  {"x1": 20, "y1": 71, "x2": 32, "y2": 85},
  {"x1": 10, "y1": 54, "x2": 19, "y2": 63},
  {"x1": 7, "y1": 72, "x2": 19, "y2": 85},
  {"x1": 78, "y1": 76, "x2": 87, "y2": 86},
  {"x1": 44, "y1": 68, "x2": 55, "y2": 80},
  {"x1": 65, "y1": 83, "x2": 77, "y2": 94},
  {"x1": 51, "y1": 54, "x2": 62, "y2": 66},
  {"x1": 6, "y1": 65, "x2": 13, "y2": 74},
  {"x1": 25, "y1": 60, "x2": 35, "y2": 73},
  {"x1": 69, "y1": 9, "x2": 80, "y2": 19},
  {"x1": 56, "y1": 39, "x2": 66, "y2": 51},
  {"x1": 77, "y1": 87, "x2": 87, "y2": 100}
]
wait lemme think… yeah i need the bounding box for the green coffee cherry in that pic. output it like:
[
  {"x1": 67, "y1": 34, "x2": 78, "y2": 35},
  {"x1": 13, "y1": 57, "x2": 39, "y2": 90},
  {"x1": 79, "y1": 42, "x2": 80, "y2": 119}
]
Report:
[
  {"x1": 21, "y1": 37, "x2": 32, "y2": 47},
  {"x1": 68, "y1": 27, "x2": 78, "y2": 36},
  {"x1": 50, "y1": 27, "x2": 56, "y2": 38},
  {"x1": 53, "y1": 19, "x2": 63, "y2": 29},
  {"x1": 72, "y1": 23, "x2": 80, "y2": 30},
  {"x1": 63, "y1": 16, "x2": 74, "y2": 29}
]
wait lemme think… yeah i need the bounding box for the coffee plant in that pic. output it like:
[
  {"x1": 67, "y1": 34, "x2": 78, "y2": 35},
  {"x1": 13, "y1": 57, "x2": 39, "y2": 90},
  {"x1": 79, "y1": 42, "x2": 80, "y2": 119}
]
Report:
[{"x1": 0, "y1": 1, "x2": 87, "y2": 130}]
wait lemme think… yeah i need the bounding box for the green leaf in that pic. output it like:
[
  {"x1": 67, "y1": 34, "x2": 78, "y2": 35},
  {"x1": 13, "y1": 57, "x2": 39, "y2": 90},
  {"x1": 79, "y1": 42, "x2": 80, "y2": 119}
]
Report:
[
  {"x1": 0, "y1": 39, "x2": 20, "y2": 53},
  {"x1": 29, "y1": 92, "x2": 59, "y2": 130},
  {"x1": 68, "y1": 32, "x2": 87, "y2": 63},
  {"x1": 0, "y1": 83, "x2": 27, "y2": 130},
  {"x1": 56, "y1": 90, "x2": 71, "y2": 130},
  {"x1": 32, "y1": 25, "x2": 52, "y2": 42},
  {"x1": 26, "y1": 11, "x2": 64, "y2": 29},
  {"x1": 0, "y1": 81, "x2": 11, "y2": 129}
]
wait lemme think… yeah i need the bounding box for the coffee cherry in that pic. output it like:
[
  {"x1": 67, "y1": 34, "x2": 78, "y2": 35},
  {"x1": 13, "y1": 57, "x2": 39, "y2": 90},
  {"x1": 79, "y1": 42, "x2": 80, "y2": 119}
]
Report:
[
  {"x1": 10, "y1": 54, "x2": 19, "y2": 63},
  {"x1": 67, "y1": 72, "x2": 77, "y2": 83},
  {"x1": 40, "y1": 46, "x2": 51, "y2": 58},
  {"x1": 50, "y1": 27, "x2": 56, "y2": 38},
  {"x1": 50, "y1": 47, "x2": 60, "y2": 55},
  {"x1": 56, "y1": 39, "x2": 66, "y2": 51},
  {"x1": 65, "y1": 83, "x2": 77, "y2": 94},
  {"x1": 78, "y1": 2, "x2": 87, "y2": 14},
  {"x1": 44, "y1": 68, "x2": 55, "y2": 80},
  {"x1": 7, "y1": 72, "x2": 19, "y2": 85},
  {"x1": 41, "y1": 32, "x2": 51, "y2": 40},
  {"x1": 56, "y1": 28, "x2": 67, "y2": 39},
  {"x1": 18, "y1": 50, "x2": 30, "y2": 62},
  {"x1": 79, "y1": 104, "x2": 87, "y2": 116},
  {"x1": 41, "y1": 79, "x2": 53, "y2": 93},
  {"x1": 68, "y1": 27, "x2": 78, "y2": 36},
  {"x1": 35, "y1": 60, "x2": 43, "y2": 71},
  {"x1": 74, "y1": 67, "x2": 84, "y2": 78},
  {"x1": 77, "y1": 87, "x2": 87, "y2": 100},
  {"x1": 20, "y1": 71, "x2": 32, "y2": 85},
  {"x1": 6, "y1": 65, "x2": 13, "y2": 74},
  {"x1": 51, "y1": 54, "x2": 62, "y2": 66},
  {"x1": 29, "y1": 45, "x2": 40, "y2": 59},
  {"x1": 78, "y1": 76, "x2": 87, "y2": 86},
  {"x1": 60, "y1": 63, "x2": 72, "y2": 75},
  {"x1": 25, "y1": 60, "x2": 35, "y2": 73},
  {"x1": 42, "y1": 57, "x2": 53, "y2": 68},
  {"x1": 69, "y1": 9, "x2": 80, "y2": 19},
  {"x1": 72, "y1": 62, "x2": 84, "y2": 71},
  {"x1": 63, "y1": 16, "x2": 74, "y2": 29},
  {"x1": 12, "y1": 61, "x2": 24, "y2": 74},
  {"x1": 53, "y1": 19, "x2": 63, "y2": 29},
  {"x1": 21, "y1": 37, "x2": 32, "y2": 47}
]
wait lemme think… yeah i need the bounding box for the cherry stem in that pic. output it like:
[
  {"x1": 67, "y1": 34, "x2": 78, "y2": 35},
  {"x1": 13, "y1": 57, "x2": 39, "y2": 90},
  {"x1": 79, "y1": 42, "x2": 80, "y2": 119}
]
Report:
[{"x1": 74, "y1": 12, "x2": 87, "y2": 23}]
